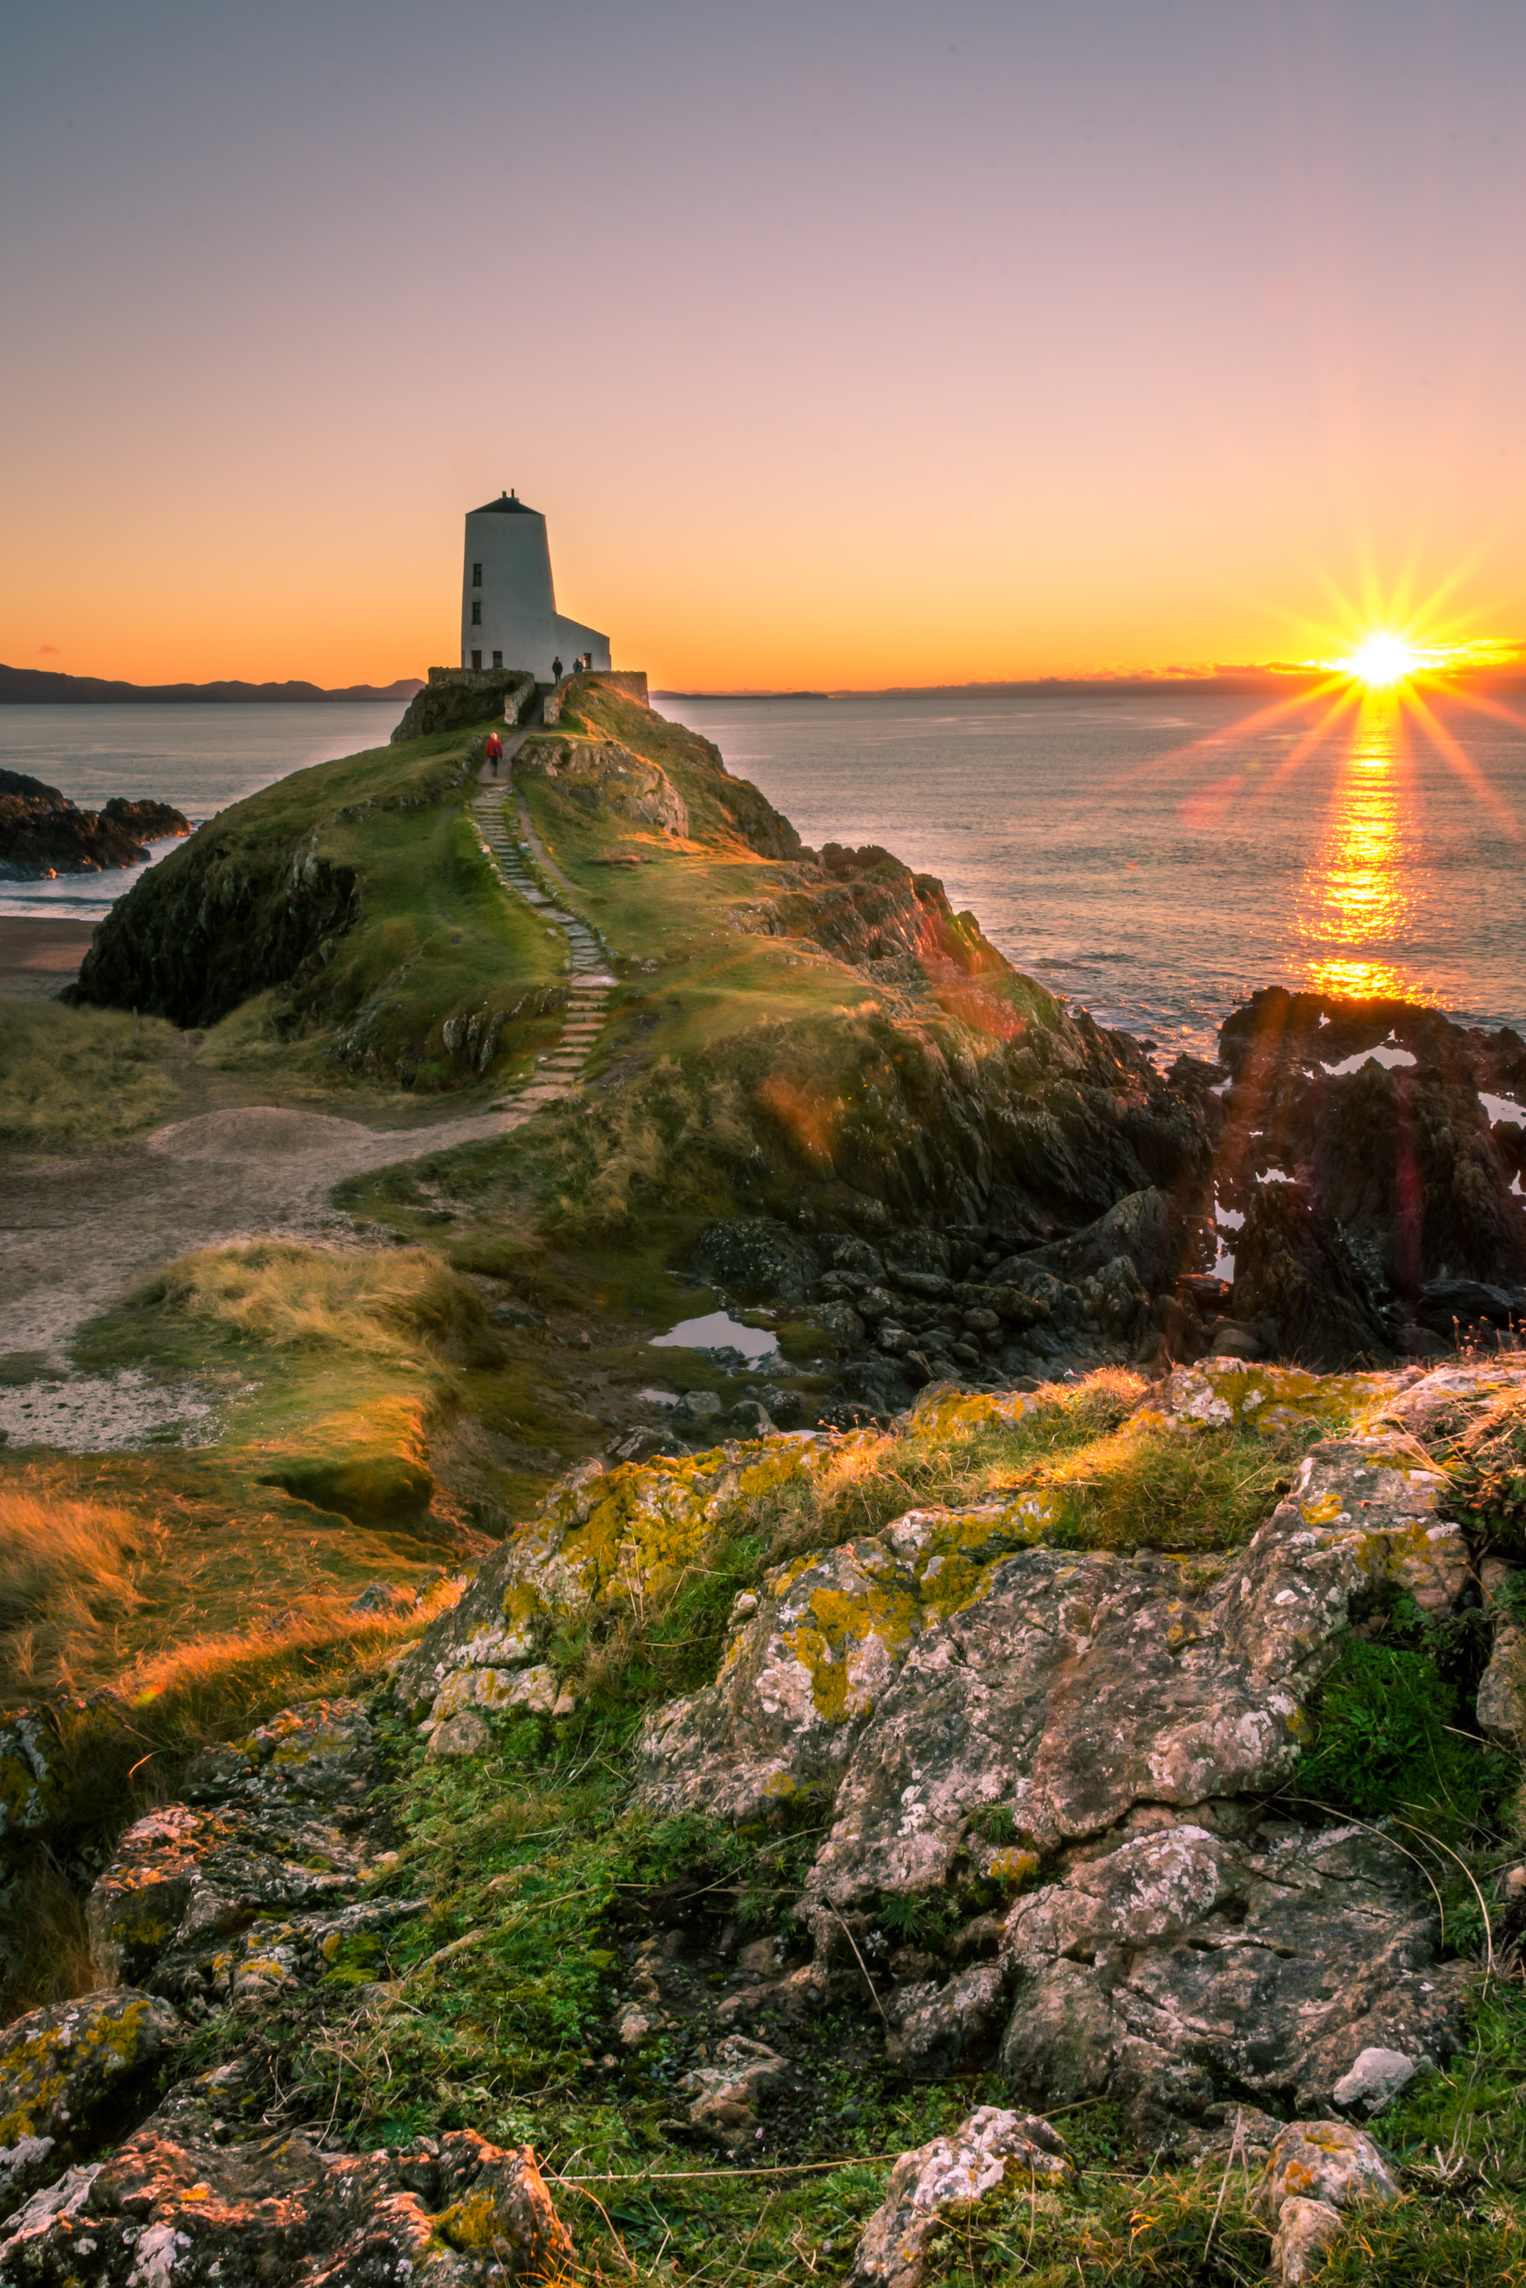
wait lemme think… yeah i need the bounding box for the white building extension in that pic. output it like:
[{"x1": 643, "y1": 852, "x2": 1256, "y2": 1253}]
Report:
[{"x1": 461, "y1": 492, "x2": 611, "y2": 679}]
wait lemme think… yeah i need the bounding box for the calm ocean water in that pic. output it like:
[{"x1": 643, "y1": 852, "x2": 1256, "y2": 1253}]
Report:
[
  {"x1": 4, "y1": 690, "x2": 1524, "y2": 1061},
  {"x1": 0, "y1": 703, "x2": 400, "y2": 925},
  {"x1": 661, "y1": 688, "x2": 1526, "y2": 1059}
]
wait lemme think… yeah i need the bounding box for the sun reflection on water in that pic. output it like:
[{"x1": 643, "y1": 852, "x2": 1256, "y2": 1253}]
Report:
[{"x1": 1296, "y1": 691, "x2": 1425, "y2": 1000}]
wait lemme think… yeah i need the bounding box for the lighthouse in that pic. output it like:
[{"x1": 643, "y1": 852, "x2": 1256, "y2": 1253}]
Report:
[{"x1": 461, "y1": 492, "x2": 611, "y2": 679}]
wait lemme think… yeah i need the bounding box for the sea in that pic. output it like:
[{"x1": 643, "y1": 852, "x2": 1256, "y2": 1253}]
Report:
[{"x1": 4, "y1": 688, "x2": 1524, "y2": 1063}]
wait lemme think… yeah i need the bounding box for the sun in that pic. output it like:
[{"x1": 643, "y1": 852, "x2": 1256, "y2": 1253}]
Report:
[{"x1": 1338, "y1": 631, "x2": 1422, "y2": 688}]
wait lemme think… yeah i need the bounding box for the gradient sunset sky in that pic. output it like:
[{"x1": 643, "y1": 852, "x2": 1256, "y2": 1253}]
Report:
[{"x1": 5, "y1": 0, "x2": 1526, "y2": 691}]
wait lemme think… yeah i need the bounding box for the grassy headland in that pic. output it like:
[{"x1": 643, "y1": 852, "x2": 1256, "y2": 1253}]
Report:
[{"x1": 8, "y1": 682, "x2": 1521, "y2": 2283}]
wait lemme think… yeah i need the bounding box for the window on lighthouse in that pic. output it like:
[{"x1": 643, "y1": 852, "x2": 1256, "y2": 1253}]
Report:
[
  {"x1": 471, "y1": 562, "x2": 482, "y2": 587},
  {"x1": 471, "y1": 601, "x2": 482, "y2": 625}
]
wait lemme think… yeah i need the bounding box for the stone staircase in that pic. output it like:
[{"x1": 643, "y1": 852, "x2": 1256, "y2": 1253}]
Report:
[{"x1": 470, "y1": 747, "x2": 615, "y2": 1109}]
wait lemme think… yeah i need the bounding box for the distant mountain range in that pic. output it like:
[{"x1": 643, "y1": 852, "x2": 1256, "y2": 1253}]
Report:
[{"x1": 0, "y1": 664, "x2": 423, "y2": 705}]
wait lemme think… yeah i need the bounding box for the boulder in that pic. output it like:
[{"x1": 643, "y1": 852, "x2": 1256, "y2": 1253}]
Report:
[
  {"x1": 430, "y1": 1664, "x2": 558, "y2": 1722},
  {"x1": 427, "y1": 1710, "x2": 494, "y2": 1759},
  {"x1": 1331, "y1": 2046, "x2": 1420, "y2": 2115},
  {"x1": 844, "y1": 2107, "x2": 1069, "y2": 2288},
  {"x1": 997, "y1": 1820, "x2": 1467, "y2": 2124},
  {"x1": 1269, "y1": 2196, "x2": 1343, "y2": 2286},
  {"x1": 693, "y1": 1218, "x2": 820, "y2": 1304},
  {"x1": 681, "y1": 2035, "x2": 793, "y2": 2151},
  {"x1": 0, "y1": 1991, "x2": 179, "y2": 2152},
  {"x1": 0, "y1": 2106, "x2": 574, "y2": 2287},
  {"x1": 1261, "y1": 2118, "x2": 1401, "y2": 2211}
]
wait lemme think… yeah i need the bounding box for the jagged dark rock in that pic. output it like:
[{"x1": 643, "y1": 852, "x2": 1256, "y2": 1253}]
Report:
[
  {"x1": 0, "y1": 777, "x2": 188, "y2": 882},
  {"x1": 1232, "y1": 1181, "x2": 1396, "y2": 1370},
  {"x1": 1216, "y1": 988, "x2": 1526, "y2": 1302},
  {"x1": 68, "y1": 833, "x2": 361, "y2": 1027}
]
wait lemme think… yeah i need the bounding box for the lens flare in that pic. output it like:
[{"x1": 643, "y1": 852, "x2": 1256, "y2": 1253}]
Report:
[{"x1": 1339, "y1": 631, "x2": 1421, "y2": 688}]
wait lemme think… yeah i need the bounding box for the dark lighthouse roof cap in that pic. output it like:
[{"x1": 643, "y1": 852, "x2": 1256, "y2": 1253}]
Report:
[{"x1": 472, "y1": 489, "x2": 539, "y2": 515}]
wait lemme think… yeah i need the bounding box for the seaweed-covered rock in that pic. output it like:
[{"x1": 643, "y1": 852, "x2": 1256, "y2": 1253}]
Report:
[
  {"x1": 0, "y1": 1991, "x2": 179, "y2": 2151},
  {"x1": 0, "y1": 2111, "x2": 573, "y2": 2286},
  {"x1": 845, "y1": 2107, "x2": 1069, "y2": 2288}
]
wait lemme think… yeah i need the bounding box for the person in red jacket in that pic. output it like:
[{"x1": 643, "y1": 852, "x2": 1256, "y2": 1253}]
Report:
[{"x1": 484, "y1": 731, "x2": 503, "y2": 776}]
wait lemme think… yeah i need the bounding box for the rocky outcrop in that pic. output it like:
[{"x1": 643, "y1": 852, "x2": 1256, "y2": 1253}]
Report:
[
  {"x1": 845, "y1": 2107, "x2": 1070, "y2": 2288},
  {"x1": 69, "y1": 831, "x2": 360, "y2": 1028},
  {"x1": 391, "y1": 666, "x2": 535, "y2": 743},
  {"x1": 518, "y1": 736, "x2": 689, "y2": 834},
  {"x1": 636, "y1": 1406, "x2": 1461, "y2": 1863},
  {"x1": 84, "y1": 1700, "x2": 410, "y2": 2018},
  {"x1": 0, "y1": 773, "x2": 188, "y2": 881},
  {"x1": 741, "y1": 843, "x2": 1010, "y2": 985},
  {"x1": 1213, "y1": 990, "x2": 1526, "y2": 1346},
  {"x1": 0, "y1": 2096, "x2": 574, "y2": 2285},
  {"x1": 385, "y1": 1356, "x2": 1514, "y2": 2134}
]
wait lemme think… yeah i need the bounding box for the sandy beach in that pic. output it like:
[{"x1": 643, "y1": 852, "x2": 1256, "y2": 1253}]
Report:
[{"x1": 0, "y1": 916, "x2": 98, "y2": 999}]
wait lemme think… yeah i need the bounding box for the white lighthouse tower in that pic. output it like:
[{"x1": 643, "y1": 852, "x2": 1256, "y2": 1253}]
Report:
[{"x1": 461, "y1": 492, "x2": 610, "y2": 679}]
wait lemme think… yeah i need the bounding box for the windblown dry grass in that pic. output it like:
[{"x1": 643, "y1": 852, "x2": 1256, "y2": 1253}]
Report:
[
  {"x1": 137, "y1": 1239, "x2": 496, "y2": 1366},
  {"x1": 0, "y1": 1000, "x2": 181, "y2": 1149},
  {"x1": 0, "y1": 1486, "x2": 148, "y2": 1691}
]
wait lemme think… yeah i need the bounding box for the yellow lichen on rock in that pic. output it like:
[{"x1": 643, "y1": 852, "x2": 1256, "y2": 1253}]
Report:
[{"x1": 0, "y1": 1988, "x2": 180, "y2": 2147}]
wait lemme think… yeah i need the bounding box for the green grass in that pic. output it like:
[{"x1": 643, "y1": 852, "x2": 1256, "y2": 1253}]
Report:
[
  {"x1": 0, "y1": 998, "x2": 183, "y2": 1147},
  {"x1": 18, "y1": 1336, "x2": 1521, "y2": 2279},
  {"x1": 199, "y1": 758, "x2": 565, "y2": 1094}
]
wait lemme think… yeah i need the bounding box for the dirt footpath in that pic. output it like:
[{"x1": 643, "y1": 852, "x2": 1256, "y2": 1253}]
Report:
[{"x1": 0, "y1": 1099, "x2": 527, "y2": 1362}]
